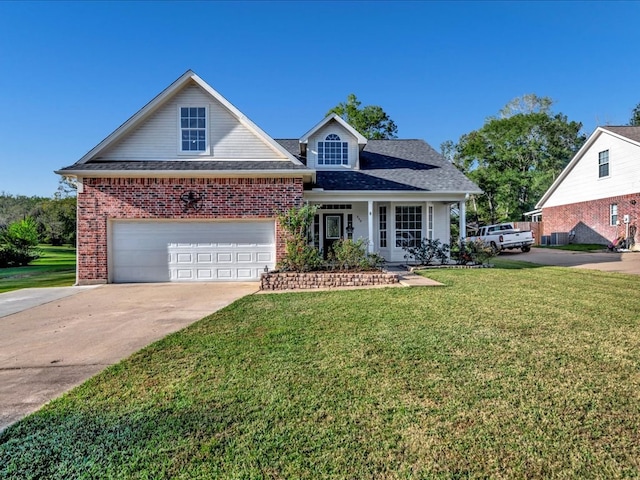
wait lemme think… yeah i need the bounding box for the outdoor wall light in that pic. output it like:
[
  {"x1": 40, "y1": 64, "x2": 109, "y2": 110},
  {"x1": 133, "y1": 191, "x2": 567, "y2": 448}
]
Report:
[{"x1": 346, "y1": 222, "x2": 354, "y2": 239}]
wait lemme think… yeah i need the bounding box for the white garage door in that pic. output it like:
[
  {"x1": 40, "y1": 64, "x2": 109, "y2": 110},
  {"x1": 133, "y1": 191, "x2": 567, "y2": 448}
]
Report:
[{"x1": 111, "y1": 221, "x2": 275, "y2": 283}]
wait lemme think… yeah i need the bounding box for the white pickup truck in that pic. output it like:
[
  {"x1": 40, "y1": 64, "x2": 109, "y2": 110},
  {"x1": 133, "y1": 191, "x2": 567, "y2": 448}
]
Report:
[{"x1": 467, "y1": 223, "x2": 535, "y2": 253}]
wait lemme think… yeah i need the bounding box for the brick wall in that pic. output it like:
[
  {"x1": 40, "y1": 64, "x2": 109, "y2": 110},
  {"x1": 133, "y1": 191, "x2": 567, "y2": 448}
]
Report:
[
  {"x1": 543, "y1": 193, "x2": 640, "y2": 247},
  {"x1": 77, "y1": 177, "x2": 304, "y2": 283}
]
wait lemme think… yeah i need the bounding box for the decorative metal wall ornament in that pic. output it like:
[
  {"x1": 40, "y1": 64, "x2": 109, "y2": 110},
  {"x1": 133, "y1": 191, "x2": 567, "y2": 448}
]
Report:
[{"x1": 179, "y1": 190, "x2": 204, "y2": 212}]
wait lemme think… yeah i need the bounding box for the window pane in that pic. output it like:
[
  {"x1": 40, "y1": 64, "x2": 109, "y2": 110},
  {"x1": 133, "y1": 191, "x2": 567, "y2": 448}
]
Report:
[
  {"x1": 198, "y1": 107, "x2": 205, "y2": 117},
  {"x1": 198, "y1": 119, "x2": 205, "y2": 128},
  {"x1": 189, "y1": 107, "x2": 197, "y2": 116}
]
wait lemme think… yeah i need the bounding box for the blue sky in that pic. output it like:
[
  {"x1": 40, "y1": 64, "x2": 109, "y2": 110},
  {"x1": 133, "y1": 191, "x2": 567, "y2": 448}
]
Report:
[{"x1": 1, "y1": 0, "x2": 638, "y2": 197}]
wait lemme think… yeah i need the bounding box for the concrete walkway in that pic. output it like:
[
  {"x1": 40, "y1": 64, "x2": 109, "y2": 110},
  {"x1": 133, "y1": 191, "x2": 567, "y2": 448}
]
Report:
[
  {"x1": 384, "y1": 264, "x2": 444, "y2": 287},
  {"x1": 0, "y1": 282, "x2": 259, "y2": 432}
]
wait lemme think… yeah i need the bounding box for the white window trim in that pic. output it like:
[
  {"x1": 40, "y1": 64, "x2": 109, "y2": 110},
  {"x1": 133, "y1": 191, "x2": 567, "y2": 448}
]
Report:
[
  {"x1": 610, "y1": 203, "x2": 618, "y2": 226},
  {"x1": 393, "y1": 204, "x2": 424, "y2": 249},
  {"x1": 177, "y1": 105, "x2": 210, "y2": 156},
  {"x1": 317, "y1": 133, "x2": 349, "y2": 167},
  {"x1": 598, "y1": 149, "x2": 610, "y2": 179}
]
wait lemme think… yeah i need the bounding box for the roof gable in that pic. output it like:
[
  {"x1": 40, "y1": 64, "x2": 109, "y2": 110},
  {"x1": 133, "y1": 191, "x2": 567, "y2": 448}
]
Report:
[
  {"x1": 537, "y1": 126, "x2": 640, "y2": 208},
  {"x1": 76, "y1": 70, "x2": 302, "y2": 165},
  {"x1": 299, "y1": 114, "x2": 368, "y2": 146}
]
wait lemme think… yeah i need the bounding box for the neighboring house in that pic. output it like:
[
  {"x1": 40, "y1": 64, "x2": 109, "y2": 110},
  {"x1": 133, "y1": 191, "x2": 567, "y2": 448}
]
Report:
[
  {"x1": 536, "y1": 126, "x2": 640, "y2": 249},
  {"x1": 57, "y1": 71, "x2": 481, "y2": 284}
]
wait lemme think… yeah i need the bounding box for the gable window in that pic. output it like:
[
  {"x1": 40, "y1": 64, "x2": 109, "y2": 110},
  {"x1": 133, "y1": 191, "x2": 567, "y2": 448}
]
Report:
[
  {"x1": 598, "y1": 150, "x2": 609, "y2": 178},
  {"x1": 395, "y1": 206, "x2": 422, "y2": 248},
  {"x1": 610, "y1": 203, "x2": 618, "y2": 225},
  {"x1": 318, "y1": 134, "x2": 348, "y2": 165},
  {"x1": 180, "y1": 107, "x2": 207, "y2": 152}
]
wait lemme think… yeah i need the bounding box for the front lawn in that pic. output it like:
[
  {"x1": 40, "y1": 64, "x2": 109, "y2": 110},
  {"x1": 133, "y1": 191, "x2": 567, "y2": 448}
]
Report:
[
  {"x1": 1, "y1": 263, "x2": 639, "y2": 478},
  {"x1": 0, "y1": 245, "x2": 76, "y2": 293}
]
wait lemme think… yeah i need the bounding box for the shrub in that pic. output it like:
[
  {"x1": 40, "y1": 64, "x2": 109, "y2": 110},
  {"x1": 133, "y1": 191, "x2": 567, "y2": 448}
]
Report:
[
  {"x1": 327, "y1": 238, "x2": 385, "y2": 271},
  {"x1": 276, "y1": 205, "x2": 323, "y2": 272},
  {"x1": 402, "y1": 238, "x2": 450, "y2": 266},
  {"x1": 275, "y1": 206, "x2": 385, "y2": 273},
  {"x1": 0, "y1": 217, "x2": 41, "y2": 267},
  {"x1": 464, "y1": 239, "x2": 497, "y2": 265}
]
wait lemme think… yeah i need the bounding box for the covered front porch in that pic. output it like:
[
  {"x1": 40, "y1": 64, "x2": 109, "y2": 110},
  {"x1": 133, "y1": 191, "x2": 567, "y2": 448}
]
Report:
[{"x1": 303, "y1": 194, "x2": 468, "y2": 262}]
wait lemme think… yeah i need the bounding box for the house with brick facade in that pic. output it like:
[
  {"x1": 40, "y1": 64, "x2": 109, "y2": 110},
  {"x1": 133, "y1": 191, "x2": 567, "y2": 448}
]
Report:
[
  {"x1": 536, "y1": 126, "x2": 640, "y2": 249},
  {"x1": 57, "y1": 70, "x2": 481, "y2": 284}
]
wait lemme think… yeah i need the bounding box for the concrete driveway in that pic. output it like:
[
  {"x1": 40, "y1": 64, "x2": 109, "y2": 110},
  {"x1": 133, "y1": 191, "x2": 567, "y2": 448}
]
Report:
[
  {"x1": 0, "y1": 282, "x2": 258, "y2": 432},
  {"x1": 499, "y1": 247, "x2": 640, "y2": 275}
]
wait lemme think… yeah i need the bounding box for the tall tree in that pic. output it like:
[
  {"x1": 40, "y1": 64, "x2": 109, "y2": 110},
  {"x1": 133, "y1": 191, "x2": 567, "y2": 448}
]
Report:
[
  {"x1": 630, "y1": 102, "x2": 640, "y2": 126},
  {"x1": 327, "y1": 94, "x2": 398, "y2": 139},
  {"x1": 449, "y1": 96, "x2": 586, "y2": 225}
]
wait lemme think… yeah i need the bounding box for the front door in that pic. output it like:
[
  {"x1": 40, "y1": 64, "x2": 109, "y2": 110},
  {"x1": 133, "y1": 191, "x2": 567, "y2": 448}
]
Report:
[{"x1": 323, "y1": 214, "x2": 343, "y2": 258}]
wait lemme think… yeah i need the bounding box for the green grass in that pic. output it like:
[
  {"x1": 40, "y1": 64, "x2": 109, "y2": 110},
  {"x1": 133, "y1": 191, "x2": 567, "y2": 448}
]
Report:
[
  {"x1": 2, "y1": 264, "x2": 640, "y2": 478},
  {"x1": 0, "y1": 245, "x2": 76, "y2": 293},
  {"x1": 539, "y1": 243, "x2": 607, "y2": 252}
]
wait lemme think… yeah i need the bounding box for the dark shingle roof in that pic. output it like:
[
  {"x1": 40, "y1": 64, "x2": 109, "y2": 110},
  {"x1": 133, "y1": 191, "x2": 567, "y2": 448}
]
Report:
[
  {"x1": 601, "y1": 126, "x2": 640, "y2": 143},
  {"x1": 57, "y1": 160, "x2": 308, "y2": 172},
  {"x1": 276, "y1": 139, "x2": 481, "y2": 193},
  {"x1": 57, "y1": 139, "x2": 480, "y2": 194}
]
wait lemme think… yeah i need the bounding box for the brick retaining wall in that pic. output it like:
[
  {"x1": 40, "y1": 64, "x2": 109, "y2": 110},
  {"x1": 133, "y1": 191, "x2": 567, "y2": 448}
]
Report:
[{"x1": 260, "y1": 271, "x2": 399, "y2": 290}]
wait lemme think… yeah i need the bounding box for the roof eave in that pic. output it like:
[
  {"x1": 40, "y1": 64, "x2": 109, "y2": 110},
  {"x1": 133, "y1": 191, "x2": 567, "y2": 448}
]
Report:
[{"x1": 55, "y1": 169, "x2": 315, "y2": 182}]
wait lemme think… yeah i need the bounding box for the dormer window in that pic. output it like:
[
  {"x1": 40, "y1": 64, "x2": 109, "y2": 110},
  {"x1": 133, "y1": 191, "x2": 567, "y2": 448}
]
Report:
[
  {"x1": 318, "y1": 134, "x2": 348, "y2": 165},
  {"x1": 180, "y1": 107, "x2": 208, "y2": 153}
]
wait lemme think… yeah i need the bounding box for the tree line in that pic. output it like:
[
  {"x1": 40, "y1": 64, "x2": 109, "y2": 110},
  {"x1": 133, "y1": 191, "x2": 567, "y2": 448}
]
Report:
[{"x1": 0, "y1": 180, "x2": 76, "y2": 267}]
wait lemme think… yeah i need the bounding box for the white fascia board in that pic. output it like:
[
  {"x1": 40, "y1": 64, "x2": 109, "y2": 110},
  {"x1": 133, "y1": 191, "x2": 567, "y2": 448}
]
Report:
[
  {"x1": 303, "y1": 190, "x2": 471, "y2": 203},
  {"x1": 299, "y1": 114, "x2": 368, "y2": 145},
  {"x1": 75, "y1": 70, "x2": 301, "y2": 166},
  {"x1": 536, "y1": 127, "x2": 607, "y2": 208},
  {"x1": 54, "y1": 169, "x2": 314, "y2": 181}
]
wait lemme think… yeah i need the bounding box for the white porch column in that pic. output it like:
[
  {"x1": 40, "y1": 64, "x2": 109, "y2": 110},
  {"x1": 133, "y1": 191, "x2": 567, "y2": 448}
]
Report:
[
  {"x1": 368, "y1": 200, "x2": 374, "y2": 253},
  {"x1": 459, "y1": 198, "x2": 467, "y2": 241}
]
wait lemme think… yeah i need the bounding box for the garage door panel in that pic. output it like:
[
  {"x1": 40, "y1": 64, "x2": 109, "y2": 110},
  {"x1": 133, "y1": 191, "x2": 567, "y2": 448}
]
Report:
[
  {"x1": 257, "y1": 252, "x2": 273, "y2": 262},
  {"x1": 176, "y1": 253, "x2": 194, "y2": 264},
  {"x1": 196, "y1": 253, "x2": 213, "y2": 263},
  {"x1": 112, "y1": 221, "x2": 274, "y2": 283},
  {"x1": 237, "y1": 269, "x2": 254, "y2": 279},
  {"x1": 216, "y1": 253, "x2": 233, "y2": 263}
]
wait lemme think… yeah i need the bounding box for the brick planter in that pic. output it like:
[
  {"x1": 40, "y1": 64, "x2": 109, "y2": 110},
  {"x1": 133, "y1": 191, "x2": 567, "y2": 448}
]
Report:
[{"x1": 260, "y1": 271, "x2": 399, "y2": 290}]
